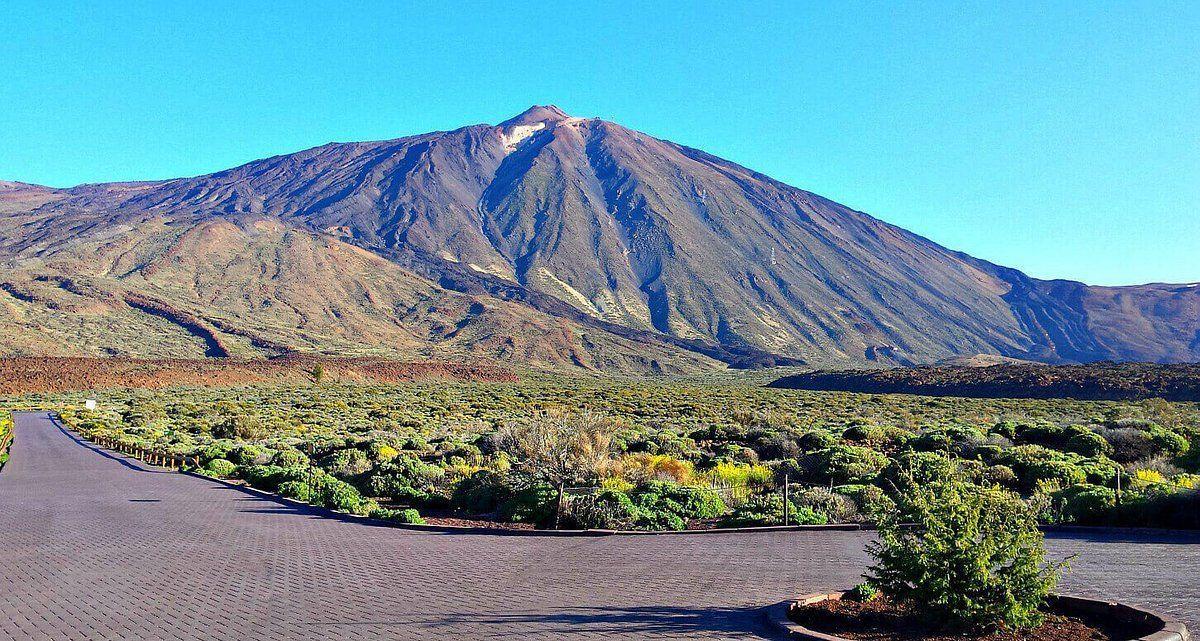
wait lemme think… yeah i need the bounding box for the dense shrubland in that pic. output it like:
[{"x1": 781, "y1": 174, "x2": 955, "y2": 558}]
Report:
[{"x1": 4, "y1": 378, "x2": 1198, "y2": 530}]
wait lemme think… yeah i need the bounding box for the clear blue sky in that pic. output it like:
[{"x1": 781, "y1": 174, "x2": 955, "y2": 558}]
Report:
[{"x1": 2, "y1": 1, "x2": 1196, "y2": 286}]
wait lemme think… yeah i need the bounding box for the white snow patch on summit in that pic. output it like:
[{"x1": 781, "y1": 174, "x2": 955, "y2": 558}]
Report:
[{"x1": 500, "y1": 123, "x2": 546, "y2": 153}]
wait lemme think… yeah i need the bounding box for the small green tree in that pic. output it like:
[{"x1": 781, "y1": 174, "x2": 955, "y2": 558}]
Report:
[
  {"x1": 868, "y1": 456, "x2": 1067, "y2": 632},
  {"x1": 311, "y1": 363, "x2": 326, "y2": 385}
]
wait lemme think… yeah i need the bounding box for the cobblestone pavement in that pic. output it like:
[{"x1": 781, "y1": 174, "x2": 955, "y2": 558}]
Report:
[{"x1": 0, "y1": 412, "x2": 1196, "y2": 640}]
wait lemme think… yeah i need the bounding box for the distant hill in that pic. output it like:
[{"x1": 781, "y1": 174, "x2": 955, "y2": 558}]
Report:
[
  {"x1": 934, "y1": 354, "x2": 1042, "y2": 367},
  {"x1": 768, "y1": 362, "x2": 1200, "y2": 402},
  {"x1": 2, "y1": 105, "x2": 1197, "y2": 371}
]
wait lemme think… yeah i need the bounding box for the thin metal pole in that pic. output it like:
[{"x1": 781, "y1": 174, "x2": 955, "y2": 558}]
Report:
[{"x1": 783, "y1": 473, "x2": 790, "y2": 526}]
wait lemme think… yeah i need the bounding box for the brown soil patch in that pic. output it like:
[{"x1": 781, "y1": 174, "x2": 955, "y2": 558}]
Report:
[
  {"x1": 421, "y1": 515, "x2": 536, "y2": 530},
  {"x1": 791, "y1": 597, "x2": 1138, "y2": 641},
  {"x1": 0, "y1": 356, "x2": 518, "y2": 394}
]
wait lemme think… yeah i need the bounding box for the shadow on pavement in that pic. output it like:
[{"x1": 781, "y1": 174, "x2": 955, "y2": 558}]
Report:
[
  {"x1": 419, "y1": 605, "x2": 780, "y2": 638},
  {"x1": 1046, "y1": 527, "x2": 1200, "y2": 545},
  {"x1": 49, "y1": 416, "x2": 168, "y2": 473}
]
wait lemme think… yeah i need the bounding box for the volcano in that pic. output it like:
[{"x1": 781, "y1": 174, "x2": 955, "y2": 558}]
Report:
[{"x1": 2, "y1": 106, "x2": 1196, "y2": 371}]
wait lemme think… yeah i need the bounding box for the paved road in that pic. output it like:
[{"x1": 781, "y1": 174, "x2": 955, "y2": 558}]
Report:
[{"x1": 0, "y1": 412, "x2": 1196, "y2": 640}]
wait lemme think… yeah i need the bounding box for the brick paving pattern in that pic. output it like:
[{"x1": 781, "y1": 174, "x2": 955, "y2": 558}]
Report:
[{"x1": 0, "y1": 412, "x2": 1196, "y2": 640}]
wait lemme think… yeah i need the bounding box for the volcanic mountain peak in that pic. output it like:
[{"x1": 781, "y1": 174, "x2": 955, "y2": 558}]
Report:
[
  {"x1": 496, "y1": 105, "x2": 578, "y2": 152},
  {"x1": 498, "y1": 104, "x2": 572, "y2": 127}
]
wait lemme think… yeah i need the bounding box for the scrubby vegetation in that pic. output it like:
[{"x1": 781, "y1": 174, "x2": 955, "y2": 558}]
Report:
[{"x1": 3, "y1": 376, "x2": 1197, "y2": 530}]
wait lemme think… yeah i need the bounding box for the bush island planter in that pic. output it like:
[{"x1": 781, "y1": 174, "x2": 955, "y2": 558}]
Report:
[{"x1": 768, "y1": 592, "x2": 1190, "y2": 641}]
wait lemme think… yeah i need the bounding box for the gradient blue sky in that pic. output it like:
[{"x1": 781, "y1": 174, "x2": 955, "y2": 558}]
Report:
[{"x1": 2, "y1": 1, "x2": 1196, "y2": 286}]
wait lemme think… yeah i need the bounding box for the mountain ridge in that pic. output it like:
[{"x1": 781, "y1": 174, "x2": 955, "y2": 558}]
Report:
[{"x1": 2, "y1": 106, "x2": 1196, "y2": 370}]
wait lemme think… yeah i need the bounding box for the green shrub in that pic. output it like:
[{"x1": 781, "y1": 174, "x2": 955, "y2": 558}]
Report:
[
  {"x1": 1147, "y1": 427, "x2": 1190, "y2": 458},
  {"x1": 366, "y1": 474, "x2": 428, "y2": 503},
  {"x1": 797, "y1": 430, "x2": 836, "y2": 451},
  {"x1": 843, "y1": 422, "x2": 885, "y2": 445},
  {"x1": 846, "y1": 582, "x2": 880, "y2": 603},
  {"x1": 1051, "y1": 484, "x2": 1116, "y2": 524},
  {"x1": 451, "y1": 470, "x2": 512, "y2": 514},
  {"x1": 396, "y1": 507, "x2": 425, "y2": 524},
  {"x1": 1077, "y1": 456, "x2": 1120, "y2": 486},
  {"x1": 239, "y1": 464, "x2": 284, "y2": 490},
  {"x1": 868, "y1": 458, "x2": 1065, "y2": 632},
  {"x1": 1113, "y1": 487, "x2": 1200, "y2": 529},
  {"x1": 833, "y1": 484, "x2": 894, "y2": 521},
  {"x1": 991, "y1": 421, "x2": 1019, "y2": 440},
  {"x1": 910, "y1": 425, "x2": 984, "y2": 455},
  {"x1": 723, "y1": 494, "x2": 826, "y2": 527},
  {"x1": 1026, "y1": 460, "x2": 1087, "y2": 492},
  {"x1": 880, "y1": 450, "x2": 962, "y2": 492},
  {"x1": 279, "y1": 479, "x2": 316, "y2": 502},
  {"x1": 1096, "y1": 424, "x2": 1189, "y2": 463},
  {"x1": 212, "y1": 414, "x2": 267, "y2": 441},
  {"x1": 202, "y1": 458, "x2": 237, "y2": 478},
  {"x1": 983, "y1": 464, "x2": 1018, "y2": 487},
  {"x1": 308, "y1": 474, "x2": 371, "y2": 515},
  {"x1": 565, "y1": 482, "x2": 730, "y2": 531},
  {"x1": 814, "y1": 445, "x2": 887, "y2": 485},
  {"x1": 371, "y1": 506, "x2": 426, "y2": 525},
  {"x1": 1065, "y1": 430, "x2": 1112, "y2": 458},
  {"x1": 1019, "y1": 423, "x2": 1111, "y2": 458},
  {"x1": 630, "y1": 501, "x2": 686, "y2": 530},
  {"x1": 994, "y1": 445, "x2": 1087, "y2": 493},
  {"x1": 276, "y1": 472, "x2": 369, "y2": 518},
  {"x1": 678, "y1": 486, "x2": 726, "y2": 519},
  {"x1": 565, "y1": 490, "x2": 641, "y2": 529},
  {"x1": 271, "y1": 449, "x2": 309, "y2": 468},
  {"x1": 625, "y1": 481, "x2": 727, "y2": 529},
  {"x1": 240, "y1": 464, "x2": 310, "y2": 493},
  {"x1": 497, "y1": 484, "x2": 558, "y2": 526},
  {"x1": 201, "y1": 440, "x2": 236, "y2": 464},
  {"x1": 362, "y1": 454, "x2": 443, "y2": 502},
  {"x1": 322, "y1": 448, "x2": 372, "y2": 478},
  {"x1": 232, "y1": 444, "x2": 271, "y2": 465},
  {"x1": 793, "y1": 487, "x2": 858, "y2": 522}
]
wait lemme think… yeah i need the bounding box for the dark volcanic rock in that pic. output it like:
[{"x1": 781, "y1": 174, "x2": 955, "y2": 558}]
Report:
[{"x1": 769, "y1": 362, "x2": 1200, "y2": 401}]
